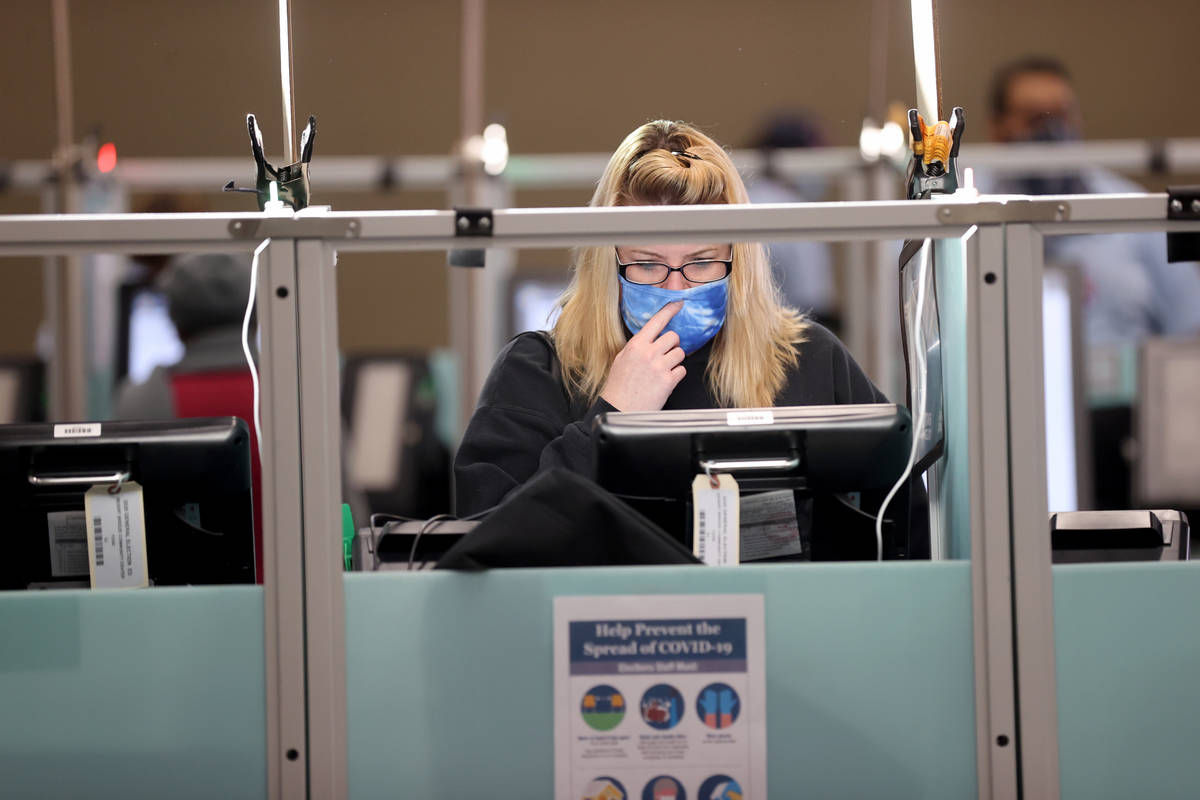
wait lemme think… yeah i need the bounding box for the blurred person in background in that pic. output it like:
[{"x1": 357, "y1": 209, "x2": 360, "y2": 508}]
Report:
[
  {"x1": 744, "y1": 112, "x2": 840, "y2": 333},
  {"x1": 111, "y1": 252, "x2": 251, "y2": 420},
  {"x1": 983, "y1": 55, "x2": 1200, "y2": 346},
  {"x1": 111, "y1": 251, "x2": 373, "y2": 531},
  {"x1": 982, "y1": 56, "x2": 1200, "y2": 514}
]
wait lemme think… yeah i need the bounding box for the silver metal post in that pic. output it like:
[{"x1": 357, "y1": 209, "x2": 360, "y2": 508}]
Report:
[
  {"x1": 963, "y1": 224, "x2": 1019, "y2": 800},
  {"x1": 51, "y1": 0, "x2": 74, "y2": 157},
  {"x1": 840, "y1": 169, "x2": 872, "y2": 365},
  {"x1": 295, "y1": 238, "x2": 349, "y2": 799},
  {"x1": 257, "y1": 238, "x2": 309, "y2": 799},
  {"x1": 47, "y1": 0, "x2": 86, "y2": 422},
  {"x1": 869, "y1": 163, "x2": 903, "y2": 400},
  {"x1": 460, "y1": 0, "x2": 485, "y2": 150},
  {"x1": 472, "y1": 176, "x2": 514, "y2": 398},
  {"x1": 1002, "y1": 223, "x2": 1061, "y2": 799},
  {"x1": 450, "y1": 0, "x2": 489, "y2": 439}
]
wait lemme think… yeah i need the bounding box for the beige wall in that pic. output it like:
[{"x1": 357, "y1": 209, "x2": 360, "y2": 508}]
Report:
[{"x1": 3, "y1": 0, "x2": 1197, "y2": 354}]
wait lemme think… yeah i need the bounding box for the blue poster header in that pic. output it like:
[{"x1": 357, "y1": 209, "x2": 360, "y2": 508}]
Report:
[{"x1": 568, "y1": 617, "x2": 747, "y2": 675}]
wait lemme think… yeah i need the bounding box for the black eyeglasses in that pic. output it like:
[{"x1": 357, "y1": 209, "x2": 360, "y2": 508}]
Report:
[{"x1": 615, "y1": 250, "x2": 733, "y2": 285}]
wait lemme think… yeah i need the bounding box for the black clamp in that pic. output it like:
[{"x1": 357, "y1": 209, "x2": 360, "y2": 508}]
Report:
[
  {"x1": 447, "y1": 207, "x2": 493, "y2": 268},
  {"x1": 224, "y1": 114, "x2": 316, "y2": 211},
  {"x1": 906, "y1": 107, "x2": 965, "y2": 200},
  {"x1": 453, "y1": 208, "x2": 494, "y2": 236},
  {"x1": 1166, "y1": 186, "x2": 1200, "y2": 263}
]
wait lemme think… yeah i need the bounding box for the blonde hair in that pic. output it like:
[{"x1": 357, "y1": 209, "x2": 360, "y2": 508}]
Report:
[{"x1": 551, "y1": 120, "x2": 809, "y2": 408}]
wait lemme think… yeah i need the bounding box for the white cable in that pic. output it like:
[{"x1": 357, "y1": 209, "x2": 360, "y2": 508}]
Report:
[
  {"x1": 244, "y1": 238, "x2": 270, "y2": 464},
  {"x1": 910, "y1": 0, "x2": 939, "y2": 124},
  {"x1": 876, "y1": 243, "x2": 931, "y2": 560}
]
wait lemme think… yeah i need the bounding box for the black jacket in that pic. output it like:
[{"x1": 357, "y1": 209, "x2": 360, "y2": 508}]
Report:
[{"x1": 455, "y1": 322, "x2": 891, "y2": 518}]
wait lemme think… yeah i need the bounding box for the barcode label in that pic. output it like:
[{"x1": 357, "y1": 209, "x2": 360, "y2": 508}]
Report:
[
  {"x1": 692, "y1": 474, "x2": 740, "y2": 566},
  {"x1": 93, "y1": 516, "x2": 104, "y2": 566},
  {"x1": 85, "y1": 482, "x2": 148, "y2": 589}
]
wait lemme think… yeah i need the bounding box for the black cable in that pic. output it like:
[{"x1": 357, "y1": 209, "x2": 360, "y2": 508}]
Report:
[
  {"x1": 363, "y1": 506, "x2": 493, "y2": 569},
  {"x1": 367, "y1": 512, "x2": 421, "y2": 558},
  {"x1": 408, "y1": 513, "x2": 455, "y2": 571}
]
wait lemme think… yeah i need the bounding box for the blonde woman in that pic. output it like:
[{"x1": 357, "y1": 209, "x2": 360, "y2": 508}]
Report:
[{"x1": 454, "y1": 121, "x2": 917, "y2": 555}]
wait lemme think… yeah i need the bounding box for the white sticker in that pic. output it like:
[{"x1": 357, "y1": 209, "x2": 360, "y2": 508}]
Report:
[
  {"x1": 740, "y1": 490, "x2": 804, "y2": 560},
  {"x1": 692, "y1": 473, "x2": 740, "y2": 566},
  {"x1": 46, "y1": 510, "x2": 89, "y2": 576},
  {"x1": 54, "y1": 423, "x2": 102, "y2": 438},
  {"x1": 85, "y1": 482, "x2": 149, "y2": 589},
  {"x1": 726, "y1": 410, "x2": 774, "y2": 426}
]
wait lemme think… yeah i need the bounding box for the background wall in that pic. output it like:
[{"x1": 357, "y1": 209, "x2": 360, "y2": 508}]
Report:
[{"x1": 3, "y1": 0, "x2": 1197, "y2": 354}]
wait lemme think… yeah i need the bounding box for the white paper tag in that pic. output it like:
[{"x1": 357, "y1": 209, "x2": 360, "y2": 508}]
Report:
[
  {"x1": 46, "y1": 510, "x2": 89, "y2": 576},
  {"x1": 85, "y1": 482, "x2": 149, "y2": 589},
  {"x1": 692, "y1": 473, "x2": 740, "y2": 565},
  {"x1": 726, "y1": 409, "x2": 774, "y2": 426},
  {"x1": 740, "y1": 490, "x2": 804, "y2": 560},
  {"x1": 53, "y1": 422, "x2": 101, "y2": 438}
]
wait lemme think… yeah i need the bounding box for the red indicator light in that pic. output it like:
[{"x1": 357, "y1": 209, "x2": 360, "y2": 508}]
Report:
[{"x1": 97, "y1": 142, "x2": 118, "y2": 173}]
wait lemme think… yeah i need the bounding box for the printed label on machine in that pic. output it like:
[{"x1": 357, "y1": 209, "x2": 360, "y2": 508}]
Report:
[
  {"x1": 53, "y1": 423, "x2": 101, "y2": 438},
  {"x1": 692, "y1": 474, "x2": 740, "y2": 566},
  {"x1": 85, "y1": 482, "x2": 149, "y2": 589},
  {"x1": 554, "y1": 594, "x2": 767, "y2": 800},
  {"x1": 46, "y1": 510, "x2": 89, "y2": 577}
]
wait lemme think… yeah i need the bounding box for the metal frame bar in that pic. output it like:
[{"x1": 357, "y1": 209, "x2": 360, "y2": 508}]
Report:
[
  {"x1": 1002, "y1": 223, "x2": 1061, "y2": 798},
  {"x1": 256, "y1": 239, "x2": 309, "y2": 799},
  {"x1": 294, "y1": 239, "x2": 349, "y2": 799},
  {"x1": 3, "y1": 193, "x2": 1182, "y2": 256},
  {"x1": 5, "y1": 137, "x2": 1200, "y2": 193},
  {"x1": 964, "y1": 224, "x2": 1019, "y2": 799},
  {"x1": 5, "y1": 196, "x2": 1199, "y2": 798}
]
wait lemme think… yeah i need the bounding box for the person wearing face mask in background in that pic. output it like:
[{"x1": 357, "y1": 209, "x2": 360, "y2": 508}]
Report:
[
  {"x1": 977, "y1": 56, "x2": 1200, "y2": 346},
  {"x1": 977, "y1": 56, "x2": 1200, "y2": 513},
  {"x1": 453, "y1": 120, "x2": 927, "y2": 558}
]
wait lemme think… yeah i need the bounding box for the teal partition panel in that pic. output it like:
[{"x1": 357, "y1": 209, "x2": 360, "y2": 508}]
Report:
[
  {"x1": 933, "y1": 235, "x2": 972, "y2": 559},
  {"x1": 0, "y1": 587, "x2": 267, "y2": 799},
  {"x1": 1054, "y1": 563, "x2": 1200, "y2": 799},
  {"x1": 346, "y1": 562, "x2": 977, "y2": 798}
]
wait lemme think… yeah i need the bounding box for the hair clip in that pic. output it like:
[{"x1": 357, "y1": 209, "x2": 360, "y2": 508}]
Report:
[{"x1": 670, "y1": 150, "x2": 702, "y2": 160}]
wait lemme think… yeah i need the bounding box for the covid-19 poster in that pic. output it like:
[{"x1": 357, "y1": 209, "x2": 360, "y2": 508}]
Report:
[{"x1": 553, "y1": 594, "x2": 767, "y2": 799}]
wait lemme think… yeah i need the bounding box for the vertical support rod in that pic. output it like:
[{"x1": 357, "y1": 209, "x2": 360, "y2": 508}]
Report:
[
  {"x1": 450, "y1": 0, "x2": 488, "y2": 440},
  {"x1": 258, "y1": 239, "x2": 309, "y2": 800},
  {"x1": 295, "y1": 239, "x2": 349, "y2": 800},
  {"x1": 964, "y1": 224, "x2": 1019, "y2": 800},
  {"x1": 278, "y1": 0, "x2": 297, "y2": 164},
  {"x1": 47, "y1": 0, "x2": 87, "y2": 422},
  {"x1": 869, "y1": 163, "x2": 903, "y2": 400},
  {"x1": 460, "y1": 0, "x2": 485, "y2": 153},
  {"x1": 1003, "y1": 224, "x2": 1061, "y2": 799},
  {"x1": 840, "y1": 169, "x2": 871, "y2": 367},
  {"x1": 472, "y1": 176, "x2": 514, "y2": 390},
  {"x1": 51, "y1": 0, "x2": 74, "y2": 159}
]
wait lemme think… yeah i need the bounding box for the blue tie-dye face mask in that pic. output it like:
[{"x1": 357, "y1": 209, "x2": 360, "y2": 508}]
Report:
[{"x1": 619, "y1": 274, "x2": 729, "y2": 355}]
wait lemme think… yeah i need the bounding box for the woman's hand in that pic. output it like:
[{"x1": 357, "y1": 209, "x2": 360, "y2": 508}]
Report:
[{"x1": 600, "y1": 301, "x2": 686, "y2": 412}]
